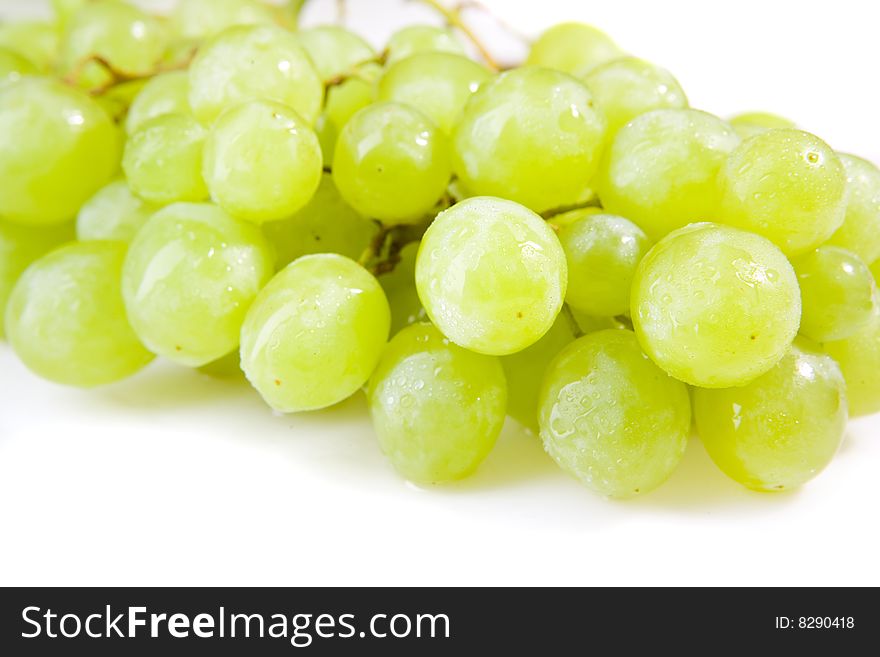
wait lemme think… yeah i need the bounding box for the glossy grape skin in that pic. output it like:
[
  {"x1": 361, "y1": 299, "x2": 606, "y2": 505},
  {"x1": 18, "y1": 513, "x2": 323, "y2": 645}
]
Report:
[
  {"x1": 539, "y1": 329, "x2": 691, "y2": 499},
  {"x1": 5, "y1": 241, "x2": 154, "y2": 387},
  {"x1": 385, "y1": 26, "x2": 466, "y2": 66},
  {"x1": 203, "y1": 100, "x2": 322, "y2": 225},
  {"x1": 0, "y1": 21, "x2": 59, "y2": 71},
  {"x1": 728, "y1": 111, "x2": 795, "y2": 139},
  {"x1": 122, "y1": 203, "x2": 274, "y2": 367},
  {"x1": 316, "y1": 62, "x2": 381, "y2": 167},
  {"x1": 0, "y1": 77, "x2": 119, "y2": 226},
  {"x1": 333, "y1": 102, "x2": 452, "y2": 225},
  {"x1": 793, "y1": 246, "x2": 878, "y2": 343},
  {"x1": 717, "y1": 129, "x2": 847, "y2": 257},
  {"x1": 694, "y1": 342, "x2": 847, "y2": 491},
  {"x1": 124, "y1": 113, "x2": 208, "y2": 205},
  {"x1": 597, "y1": 108, "x2": 740, "y2": 240},
  {"x1": 378, "y1": 52, "x2": 492, "y2": 134},
  {"x1": 240, "y1": 254, "x2": 391, "y2": 413},
  {"x1": 526, "y1": 22, "x2": 621, "y2": 77},
  {"x1": 125, "y1": 71, "x2": 191, "y2": 134},
  {"x1": 297, "y1": 26, "x2": 374, "y2": 81},
  {"x1": 559, "y1": 212, "x2": 651, "y2": 317},
  {"x1": 0, "y1": 47, "x2": 36, "y2": 86},
  {"x1": 171, "y1": 0, "x2": 276, "y2": 41},
  {"x1": 367, "y1": 322, "x2": 507, "y2": 484},
  {"x1": 76, "y1": 179, "x2": 157, "y2": 242},
  {"x1": 188, "y1": 25, "x2": 323, "y2": 126},
  {"x1": 822, "y1": 313, "x2": 880, "y2": 417},
  {"x1": 584, "y1": 56, "x2": 688, "y2": 138},
  {"x1": 453, "y1": 67, "x2": 606, "y2": 214},
  {"x1": 416, "y1": 197, "x2": 567, "y2": 356},
  {"x1": 827, "y1": 154, "x2": 880, "y2": 265},
  {"x1": 378, "y1": 242, "x2": 427, "y2": 337},
  {"x1": 631, "y1": 223, "x2": 801, "y2": 388}
]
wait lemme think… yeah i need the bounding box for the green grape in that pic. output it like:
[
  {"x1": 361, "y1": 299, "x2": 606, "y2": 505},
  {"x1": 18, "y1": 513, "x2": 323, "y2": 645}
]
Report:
[
  {"x1": 0, "y1": 47, "x2": 35, "y2": 86},
  {"x1": 525, "y1": 22, "x2": 621, "y2": 77},
  {"x1": 5, "y1": 241, "x2": 154, "y2": 387},
  {"x1": 172, "y1": 0, "x2": 277, "y2": 41},
  {"x1": 558, "y1": 211, "x2": 651, "y2": 317},
  {"x1": 297, "y1": 26, "x2": 374, "y2": 81},
  {"x1": 378, "y1": 52, "x2": 492, "y2": 134},
  {"x1": 728, "y1": 111, "x2": 795, "y2": 139},
  {"x1": 597, "y1": 108, "x2": 740, "y2": 240},
  {"x1": 367, "y1": 322, "x2": 506, "y2": 483},
  {"x1": 0, "y1": 219, "x2": 74, "y2": 339},
  {"x1": 52, "y1": 0, "x2": 88, "y2": 24},
  {"x1": 538, "y1": 329, "x2": 690, "y2": 499},
  {"x1": 452, "y1": 67, "x2": 606, "y2": 214},
  {"x1": 631, "y1": 223, "x2": 801, "y2": 388},
  {"x1": 501, "y1": 313, "x2": 575, "y2": 431},
  {"x1": 378, "y1": 242, "x2": 427, "y2": 337},
  {"x1": 263, "y1": 173, "x2": 379, "y2": 269},
  {"x1": 0, "y1": 21, "x2": 59, "y2": 71},
  {"x1": 822, "y1": 311, "x2": 880, "y2": 417},
  {"x1": 188, "y1": 25, "x2": 323, "y2": 126},
  {"x1": 0, "y1": 77, "x2": 119, "y2": 226},
  {"x1": 416, "y1": 197, "x2": 567, "y2": 356},
  {"x1": 76, "y1": 179, "x2": 158, "y2": 242},
  {"x1": 333, "y1": 102, "x2": 452, "y2": 224},
  {"x1": 793, "y1": 246, "x2": 878, "y2": 342},
  {"x1": 316, "y1": 61, "x2": 380, "y2": 167},
  {"x1": 123, "y1": 113, "x2": 208, "y2": 205},
  {"x1": 717, "y1": 129, "x2": 847, "y2": 256},
  {"x1": 125, "y1": 71, "x2": 191, "y2": 134},
  {"x1": 583, "y1": 56, "x2": 688, "y2": 138},
  {"x1": 385, "y1": 26, "x2": 466, "y2": 66},
  {"x1": 694, "y1": 341, "x2": 847, "y2": 491},
  {"x1": 203, "y1": 100, "x2": 322, "y2": 225},
  {"x1": 240, "y1": 254, "x2": 391, "y2": 413},
  {"x1": 827, "y1": 154, "x2": 880, "y2": 265},
  {"x1": 95, "y1": 77, "x2": 146, "y2": 124},
  {"x1": 122, "y1": 203, "x2": 274, "y2": 366}
]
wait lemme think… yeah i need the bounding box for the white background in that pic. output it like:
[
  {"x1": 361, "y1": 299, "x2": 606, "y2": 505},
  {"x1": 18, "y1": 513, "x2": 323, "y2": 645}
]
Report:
[{"x1": 1, "y1": 0, "x2": 878, "y2": 587}]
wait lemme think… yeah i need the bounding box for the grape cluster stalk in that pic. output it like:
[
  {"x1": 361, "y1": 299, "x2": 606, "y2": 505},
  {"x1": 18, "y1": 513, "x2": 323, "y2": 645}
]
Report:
[{"x1": 1, "y1": 0, "x2": 878, "y2": 499}]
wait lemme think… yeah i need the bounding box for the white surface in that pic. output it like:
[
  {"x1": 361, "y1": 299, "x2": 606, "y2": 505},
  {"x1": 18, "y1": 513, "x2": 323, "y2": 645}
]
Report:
[{"x1": 1, "y1": 0, "x2": 879, "y2": 587}]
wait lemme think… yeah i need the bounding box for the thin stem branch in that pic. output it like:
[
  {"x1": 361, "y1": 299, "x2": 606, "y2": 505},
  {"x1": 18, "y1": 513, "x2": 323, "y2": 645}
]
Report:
[
  {"x1": 420, "y1": 0, "x2": 500, "y2": 71},
  {"x1": 562, "y1": 304, "x2": 585, "y2": 339},
  {"x1": 540, "y1": 197, "x2": 603, "y2": 221}
]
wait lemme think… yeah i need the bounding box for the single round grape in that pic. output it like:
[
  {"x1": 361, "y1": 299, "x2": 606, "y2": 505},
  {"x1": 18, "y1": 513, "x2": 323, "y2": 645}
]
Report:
[
  {"x1": 559, "y1": 212, "x2": 651, "y2": 317},
  {"x1": 203, "y1": 100, "x2": 321, "y2": 225},
  {"x1": 125, "y1": 71, "x2": 191, "y2": 134},
  {"x1": 827, "y1": 154, "x2": 880, "y2": 265},
  {"x1": 0, "y1": 47, "x2": 36, "y2": 86},
  {"x1": 124, "y1": 113, "x2": 208, "y2": 205},
  {"x1": 122, "y1": 203, "x2": 274, "y2": 366},
  {"x1": 793, "y1": 246, "x2": 878, "y2": 343},
  {"x1": 416, "y1": 197, "x2": 567, "y2": 356},
  {"x1": 694, "y1": 341, "x2": 847, "y2": 491},
  {"x1": 333, "y1": 102, "x2": 451, "y2": 224},
  {"x1": 385, "y1": 25, "x2": 466, "y2": 66},
  {"x1": 0, "y1": 77, "x2": 119, "y2": 226},
  {"x1": 378, "y1": 52, "x2": 492, "y2": 134},
  {"x1": 263, "y1": 173, "x2": 379, "y2": 270},
  {"x1": 453, "y1": 67, "x2": 606, "y2": 213},
  {"x1": 584, "y1": 56, "x2": 687, "y2": 138},
  {"x1": 717, "y1": 129, "x2": 847, "y2": 256},
  {"x1": 297, "y1": 26, "x2": 374, "y2": 81},
  {"x1": 316, "y1": 61, "x2": 380, "y2": 167},
  {"x1": 597, "y1": 108, "x2": 740, "y2": 240},
  {"x1": 526, "y1": 22, "x2": 621, "y2": 76},
  {"x1": 539, "y1": 329, "x2": 691, "y2": 499},
  {"x1": 822, "y1": 312, "x2": 880, "y2": 417},
  {"x1": 378, "y1": 242, "x2": 427, "y2": 337},
  {"x1": 728, "y1": 111, "x2": 795, "y2": 139},
  {"x1": 6, "y1": 241, "x2": 154, "y2": 387},
  {"x1": 367, "y1": 322, "x2": 506, "y2": 483},
  {"x1": 0, "y1": 20, "x2": 59, "y2": 71},
  {"x1": 172, "y1": 0, "x2": 276, "y2": 41},
  {"x1": 631, "y1": 223, "x2": 801, "y2": 388},
  {"x1": 240, "y1": 254, "x2": 390, "y2": 413},
  {"x1": 188, "y1": 25, "x2": 323, "y2": 126},
  {"x1": 76, "y1": 179, "x2": 157, "y2": 242}
]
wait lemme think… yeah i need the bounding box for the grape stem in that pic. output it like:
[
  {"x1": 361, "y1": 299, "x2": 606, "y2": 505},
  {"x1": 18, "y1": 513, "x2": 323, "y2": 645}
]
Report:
[
  {"x1": 359, "y1": 222, "x2": 430, "y2": 276},
  {"x1": 65, "y1": 53, "x2": 195, "y2": 97},
  {"x1": 540, "y1": 197, "x2": 603, "y2": 221},
  {"x1": 562, "y1": 305, "x2": 585, "y2": 339},
  {"x1": 419, "y1": 0, "x2": 500, "y2": 71}
]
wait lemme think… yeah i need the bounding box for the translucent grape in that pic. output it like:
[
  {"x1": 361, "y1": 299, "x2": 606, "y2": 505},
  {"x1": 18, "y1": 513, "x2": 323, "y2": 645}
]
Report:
[
  {"x1": 76, "y1": 179, "x2": 158, "y2": 242},
  {"x1": 203, "y1": 100, "x2": 322, "y2": 225},
  {"x1": 631, "y1": 223, "x2": 801, "y2": 388},
  {"x1": 452, "y1": 67, "x2": 606, "y2": 213},
  {"x1": 822, "y1": 312, "x2": 880, "y2": 417},
  {"x1": 316, "y1": 62, "x2": 380, "y2": 167},
  {"x1": 367, "y1": 322, "x2": 506, "y2": 483},
  {"x1": 188, "y1": 25, "x2": 323, "y2": 126},
  {"x1": 125, "y1": 71, "x2": 191, "y2": 134},
  {"x1": 827, "y1": 154, "x2": 880, "y2": 265},
  {"x1": 378, "y1": 242, "x2": 427, "y2": 337},
  {"x1": 538, "y1": 329, "x2": 691, "y2": 499},
  {"x1": 333, "y1": 102, "x2": 451, "y2": 224},
  {"x1": 0, "y1": 47, "x2": 36, "y2": 86},
  {"x1": 240, "y1": 254, "x2": 391, "y2": 413},
  {"x1": 5, "y1": 241, "x2": 153, "y2": 387},
  {"x1": 793, "y1": 246, "x2": 877, "y2": 343},
  {"x1": 728, "y1": 111, "x2": 795, "y2": 139},
  {"x1": 171, "y1": 0, "x2": 276, "y2": 41},
  {"x1": 526, "y1": 22, "x2": 622, "y2": 76},
  {"x1": 378, "y1": 52, "x2": 492, "y2": 134},
  {"x1": 122, "y1": 203, "x2": 274, "y2": 366},
  {"x1": 297, "y1": 26, "x2": 374, "y2": 81},
  {"x1": 385, "y1": 25, "x2": 466, "y2": 66},
  {"x1": 694, "y1": 341, "x2": 847, "y2": 491},
  {"x1": 0, "y1": 77, "x2": 119, "y2": 225},
  {"x1": 123, "y1": 113, "x2": 208, "y2": 205},
  {"x1": 597, "y1": 108, "x2": 740, "y2": 240},
  {"x1": 558, "y1": 212, "x2": 651, "y2": 317},
  {"x1": 416, "y1": 197, "x2": 567, "y2": 356},
  {"x1": 0, "y1": 21, "x2": 59, "y2": 71}
]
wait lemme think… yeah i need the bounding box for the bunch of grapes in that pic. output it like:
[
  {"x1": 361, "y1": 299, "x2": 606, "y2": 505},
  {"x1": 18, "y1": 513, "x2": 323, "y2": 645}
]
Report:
[{"x1": 2, "y1": 0, "x2": 878, "y2": 499}]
